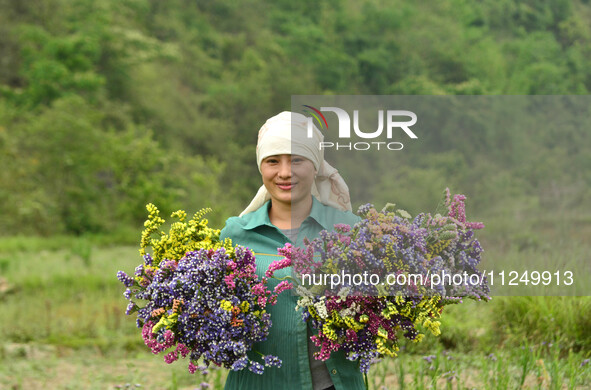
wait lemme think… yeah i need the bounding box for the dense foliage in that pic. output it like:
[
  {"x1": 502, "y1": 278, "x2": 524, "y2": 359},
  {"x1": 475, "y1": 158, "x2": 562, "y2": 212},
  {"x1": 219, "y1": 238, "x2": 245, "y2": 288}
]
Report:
[{"x1": 1, "y1": 0, "x2": 590, "y2": 236}]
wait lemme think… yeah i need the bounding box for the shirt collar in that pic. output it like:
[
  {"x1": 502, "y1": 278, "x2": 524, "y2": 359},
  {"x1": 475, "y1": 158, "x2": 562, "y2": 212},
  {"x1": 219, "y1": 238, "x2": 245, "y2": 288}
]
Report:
[
  {"x1": 242, "y1": 200, "x2": 274, "y2": 230},
  {"x1": 307, "y1": 196, "x2": 330, "y2": 230},
  {"x1": 242, "y1": 197, "x2": 330, "y2": 230}
]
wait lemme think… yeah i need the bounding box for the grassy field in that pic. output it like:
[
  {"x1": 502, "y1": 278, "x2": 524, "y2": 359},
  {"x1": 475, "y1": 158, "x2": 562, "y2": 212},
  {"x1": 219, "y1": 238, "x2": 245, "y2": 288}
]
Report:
[
  {"x1": 0, "y1": 233, "x2": 590, "y2": 389},
  {"x1": 1, "y1": 342, "x2": 589, "y2": 389}
]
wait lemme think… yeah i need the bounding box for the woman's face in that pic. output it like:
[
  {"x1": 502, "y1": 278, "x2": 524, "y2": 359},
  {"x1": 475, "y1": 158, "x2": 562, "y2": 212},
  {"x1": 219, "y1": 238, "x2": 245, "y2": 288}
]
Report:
[{"x1": 260, "y1": 154, "x2": 316, "y2": 208}]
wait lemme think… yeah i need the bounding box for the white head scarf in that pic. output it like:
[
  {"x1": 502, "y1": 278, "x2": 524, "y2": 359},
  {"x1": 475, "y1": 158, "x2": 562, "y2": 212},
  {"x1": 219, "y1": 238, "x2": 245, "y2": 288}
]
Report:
[{"x1": 240, "y1": 111, "x2": 352, "y2": 216}]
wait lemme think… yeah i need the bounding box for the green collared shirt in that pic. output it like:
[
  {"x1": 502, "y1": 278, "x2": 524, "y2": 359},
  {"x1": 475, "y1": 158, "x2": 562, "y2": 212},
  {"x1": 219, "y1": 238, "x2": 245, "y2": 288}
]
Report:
[{"x1": 220, "y1": 197, "x2": 364, "y2": 390}]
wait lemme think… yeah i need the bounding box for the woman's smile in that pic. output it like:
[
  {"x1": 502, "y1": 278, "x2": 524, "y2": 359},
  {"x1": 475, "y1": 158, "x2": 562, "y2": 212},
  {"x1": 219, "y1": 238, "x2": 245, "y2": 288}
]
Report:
[
  {"x1": 260, "y1": 154, "x2": 315, "y2": 208},
  {"x1": 276, "y1": 182, "x2": 295, "y2": 191}
]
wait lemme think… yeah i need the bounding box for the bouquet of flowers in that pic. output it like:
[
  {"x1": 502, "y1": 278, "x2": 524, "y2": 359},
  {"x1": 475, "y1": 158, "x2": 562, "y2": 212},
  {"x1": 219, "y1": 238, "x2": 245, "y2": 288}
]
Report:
[
  {"x1": 266, "y1": 189, "x2": 489, "y2": 376},
  {"x1": 117, "y1": 204, "x2": 281, "y2": 374}
]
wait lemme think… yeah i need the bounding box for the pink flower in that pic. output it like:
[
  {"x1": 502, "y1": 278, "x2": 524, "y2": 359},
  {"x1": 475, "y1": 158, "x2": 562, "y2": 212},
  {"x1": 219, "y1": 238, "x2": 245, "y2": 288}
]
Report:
[
  {"x1": 244, "y1": 264, "x2": 256, "y2": 275},
  {"x1": 141, "y1": 321, "x2": 159, "y2": 352},
  {"x1": 162, "y1": 330, "x2": 175, "y2": 348},
  {"x1": 273, "y1": 280, "x2": 294, "y2": 295},
  {"x1": 277, "y1": 243, "x2": 293, "y2": 259},
  {"x1": 176, "y1": 343, "x2": 190, "y2": 358},
  {"x1": 316, "y1": 340, "x2": 340, "y2": 361},
  {"x1": 449, "y1": 194, "x2": 467, "y2": 223},
  {"x1": 224, "y1": 274, "x2": 236, "y2": 289},
  {"x1": 346, "y1": 329, "x2": 358, "y2": 342},
  {"x1": 252, "y1": 283, "x2": 266, "y2": 296},
  {"x1": 141, "y1": 321, "x2": 154, "y2": 340},
  {"x1": 164, "y1": 350, "x2": 178, "y2": 364},
  {"x1": 466, "y1": 221, "x2": 485, "y2": 230},
  {"x1": 447, "y1": 192, "x2": 484, "y2": 229},
  {"x1": 265, "y1": 257, "x2": 292, "y2": 277},
  {"x1": 334, "y1": 224, "x2": 351, "y2": 233}
]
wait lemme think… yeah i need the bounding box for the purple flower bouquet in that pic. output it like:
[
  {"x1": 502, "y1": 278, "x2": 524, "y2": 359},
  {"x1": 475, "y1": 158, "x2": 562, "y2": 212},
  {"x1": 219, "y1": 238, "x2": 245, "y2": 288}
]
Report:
[
  {"x1": 267, "y1": 189, "x2": 489, "y2": 376},
  {"x1": 117, "y1": 204, "x2": 281, "y2": 374}
]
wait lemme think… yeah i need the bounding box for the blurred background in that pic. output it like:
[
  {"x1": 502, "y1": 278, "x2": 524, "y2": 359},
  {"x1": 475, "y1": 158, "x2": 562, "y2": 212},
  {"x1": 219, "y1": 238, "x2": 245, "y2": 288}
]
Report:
[{"x1": 0, "y1": 0, "x2": 590, "y2": 388}]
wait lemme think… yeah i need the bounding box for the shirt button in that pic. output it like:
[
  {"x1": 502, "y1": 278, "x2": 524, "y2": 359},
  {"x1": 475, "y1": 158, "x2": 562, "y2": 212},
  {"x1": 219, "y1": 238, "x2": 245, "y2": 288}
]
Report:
[{"x1": 331, "y1": 369, "x2": 337, "y2": 375}]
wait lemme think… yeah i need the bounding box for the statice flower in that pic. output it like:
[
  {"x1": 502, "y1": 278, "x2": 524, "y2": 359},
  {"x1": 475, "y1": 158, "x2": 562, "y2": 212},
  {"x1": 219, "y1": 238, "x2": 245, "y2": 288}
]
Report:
[
  {"x1": 268, "y1": 188, "x2": 489, "y2": 375},
  {"x1": 274, "y1": 280, "x2": 294, "y2": 294},
  {"x1": 118, "y1": 204, "x2": 281, "y2": 375},
  {"x1": 263, "y1": 355, "x2": 282, "y2": 367},
  {"x1": 231, "y1": 356, "x2": 248, "y2": 370},
  {"x1": 265, "y1": 257, "x2": 292, "y2": 277},
  {"x1": 248, "y1": 361, "x2": 264, "y2": 374},
  {"x1": 423, "y1": 354, "x2": 436, "y2": 363},
  {"x1": 117, "y1": 271, "x2": 135, "y2": 287},
  {"x1": 125, "y1": 301, "x2": 137, "y2": 315}
]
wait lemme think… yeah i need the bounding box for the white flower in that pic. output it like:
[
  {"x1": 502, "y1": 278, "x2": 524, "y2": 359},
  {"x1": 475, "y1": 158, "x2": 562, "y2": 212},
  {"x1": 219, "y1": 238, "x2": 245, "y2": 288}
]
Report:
[
  {"x1": 337, "y1": 287, "x2": 351, "y2": 298},
  {"x1": 296, "y1": 285, "x2": 313, "y2": 297},
  {"x1": 296, "y1": 296, "x2": 312, "y2": 311},
  {"x1": 314, "y1": 299, "x2": 328, "y2": 319}
]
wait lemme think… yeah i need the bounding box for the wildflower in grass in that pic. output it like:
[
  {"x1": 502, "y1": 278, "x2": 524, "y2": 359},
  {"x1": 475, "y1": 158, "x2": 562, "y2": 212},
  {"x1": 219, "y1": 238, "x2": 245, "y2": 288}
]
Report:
[
  {"x1": 442, "y1": 350, "x2": 453, "y2": 360},
  {"x1": 443, "y1": 370, "x2": 457, "y2": 382},
  {"x1": 423, "y1": 355, "x2": 436, "y2": 364},
  {"x1": 581, "y1": 358, "x2": 590, "y2": 367},
  {"x1": 118, "y1": 204, "x2": 281, "y2": 375}
]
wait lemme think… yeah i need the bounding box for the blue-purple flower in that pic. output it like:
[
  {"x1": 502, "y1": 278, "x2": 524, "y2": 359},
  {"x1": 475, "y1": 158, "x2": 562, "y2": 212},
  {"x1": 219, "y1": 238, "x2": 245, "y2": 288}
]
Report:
[{"x1": 118, "y1": 205, "x2": 282, "y2": 375}]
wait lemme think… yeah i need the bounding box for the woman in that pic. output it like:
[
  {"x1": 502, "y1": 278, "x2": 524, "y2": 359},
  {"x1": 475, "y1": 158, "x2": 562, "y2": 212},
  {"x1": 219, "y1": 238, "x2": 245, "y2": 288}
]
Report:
[{"x1": 220, "y1": 112, "x2": 365, "y2": 390}]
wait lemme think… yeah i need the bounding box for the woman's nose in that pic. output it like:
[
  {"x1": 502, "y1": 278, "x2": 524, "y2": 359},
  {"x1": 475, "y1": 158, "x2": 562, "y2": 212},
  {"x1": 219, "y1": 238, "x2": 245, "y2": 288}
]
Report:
[{"x1": 278, "y1": 160, "x2": 291, "y2": 178}]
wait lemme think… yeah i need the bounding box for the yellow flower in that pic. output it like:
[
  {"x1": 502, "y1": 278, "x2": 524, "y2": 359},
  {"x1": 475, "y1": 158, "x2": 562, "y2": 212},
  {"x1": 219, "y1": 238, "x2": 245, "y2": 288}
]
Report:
[
  {"x1": 322, "y1": 323, "x2": 338, "y2": 341},
  {"x1": 240, "y1": 301, "x2": 250, "y2": 313},
  {"x1": 220, "y1": 300, "x2": 233, "y2": 311},
  {"x1": 139, "y1": 204, "x2": 222, "y2": 266},
  {"x1": 152, "y1": 313, "x2": 179, "y2": 334}
]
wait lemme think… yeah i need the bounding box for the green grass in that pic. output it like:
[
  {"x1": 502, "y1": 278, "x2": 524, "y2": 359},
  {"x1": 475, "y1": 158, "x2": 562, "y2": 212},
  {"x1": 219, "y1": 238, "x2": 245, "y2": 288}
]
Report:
[
  {"x1": 0, "y1": 346, "x2": 228, "y2": 390},
  {"x1": 366, "y1": 343, "x2": 591, "y2": 390},
  {"x1": 1, "y1": 343, "x2": 589, "y2": 389},
  {"x1": 0, "y1": 245, "x2": 141, "y2": 349},
  {"x1": 0, "y1": 227, "x2": 138, "y2": 253}
]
